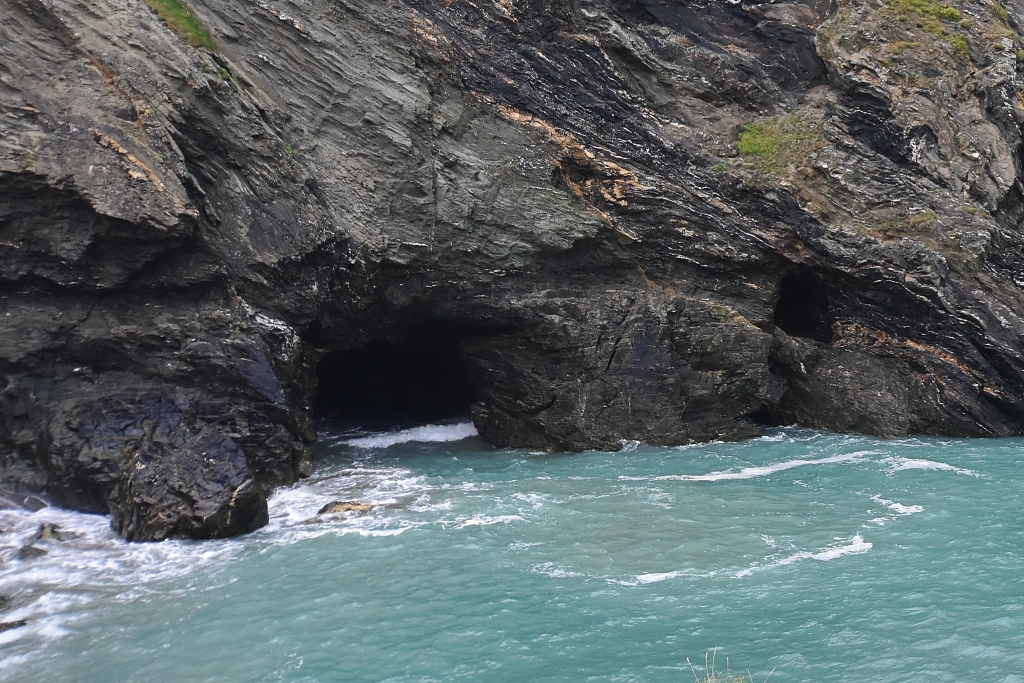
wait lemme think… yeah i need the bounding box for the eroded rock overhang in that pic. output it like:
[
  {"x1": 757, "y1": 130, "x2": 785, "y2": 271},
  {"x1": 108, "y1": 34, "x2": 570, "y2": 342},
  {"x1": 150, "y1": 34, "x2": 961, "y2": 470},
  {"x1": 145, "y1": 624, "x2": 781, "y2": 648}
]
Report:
[{"x1": 4, "y1": 0, "x2": 1024, "y2": 539}]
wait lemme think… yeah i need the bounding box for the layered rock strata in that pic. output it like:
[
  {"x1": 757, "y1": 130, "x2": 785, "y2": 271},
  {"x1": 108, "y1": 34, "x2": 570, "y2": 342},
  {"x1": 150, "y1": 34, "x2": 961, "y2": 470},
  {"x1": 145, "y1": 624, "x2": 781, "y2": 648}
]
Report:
[{"x1": 4, "y1": 0, "x2": 1024, "y2": 538}]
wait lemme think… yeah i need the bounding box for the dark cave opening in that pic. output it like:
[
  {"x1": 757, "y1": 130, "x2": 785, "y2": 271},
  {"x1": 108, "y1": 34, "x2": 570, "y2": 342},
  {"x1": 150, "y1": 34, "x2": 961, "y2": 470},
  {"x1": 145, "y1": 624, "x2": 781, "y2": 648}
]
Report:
[
  {"x1": 312, "y1": 324, "x2": 480, "y2": 428},
  {"x1": 774, "y1": 269, "x2": 833, "y2": 343}
]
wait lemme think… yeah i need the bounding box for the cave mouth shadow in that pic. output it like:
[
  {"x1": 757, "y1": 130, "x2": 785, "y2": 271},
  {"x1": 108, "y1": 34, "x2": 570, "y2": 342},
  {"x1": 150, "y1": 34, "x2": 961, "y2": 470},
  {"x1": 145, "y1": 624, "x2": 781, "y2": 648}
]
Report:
[
  {"x1": 312, "y1": 323, "x2": 480, "y2": 430},
  {"x1": 774, "y1": 269, "x2": 833, "y2": 343}
]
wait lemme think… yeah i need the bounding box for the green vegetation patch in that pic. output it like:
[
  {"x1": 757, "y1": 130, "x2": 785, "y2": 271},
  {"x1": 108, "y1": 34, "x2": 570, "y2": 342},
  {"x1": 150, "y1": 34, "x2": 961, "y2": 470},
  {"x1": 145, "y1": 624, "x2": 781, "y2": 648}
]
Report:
[
  {"x1": 890, "y1": 0, "x2": 962, "y2": 22},
  {"x1": 144, "y1": 0, "x2": 217, "y2": 50},
  {"x1": 737, "y1": 111, "x2": 828, "y2": 173},
  {"x1": 994, "y1": 0, "x2": 1010, "y2": 24},
  {"x1": 952, "y1": 33, "x2": 970, "y2": 56},
  {"x1": 738, "y1": 122, "x2": 780, "y2": 157},
  {"x1": 959, "y1": 204, "x2": 991, "y2": 218},
  {"x1": 909, "y1": 210, "x2": 938, "y2": 224},
  {"x1": 887, "y1": 40, "x2": 922, "y2": 53},
  {"x1": 887, "y1": 0, "x2": 964, "y2": 34}
]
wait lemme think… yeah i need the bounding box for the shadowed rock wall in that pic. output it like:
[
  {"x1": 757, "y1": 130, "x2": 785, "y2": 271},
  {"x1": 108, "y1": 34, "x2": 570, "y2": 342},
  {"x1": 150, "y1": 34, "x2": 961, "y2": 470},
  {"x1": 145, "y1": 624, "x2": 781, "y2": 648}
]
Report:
[{"x1": 4, "y1": 0, "x2": 1024, "y2": 539}]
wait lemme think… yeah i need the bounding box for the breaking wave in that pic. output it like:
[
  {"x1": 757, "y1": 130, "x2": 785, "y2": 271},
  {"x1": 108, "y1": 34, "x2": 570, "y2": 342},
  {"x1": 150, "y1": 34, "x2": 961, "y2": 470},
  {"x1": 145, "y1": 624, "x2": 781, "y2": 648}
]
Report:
[
  {"x1": 735, "y1": 534, "x2": 873, "y2": 577},
  {"x1": 619, "y1": 453, "x2": 865, "y2": 482},
  {"x1": 882, "y1": 457, "x2": 979, "y2": 477},
  {"x1": 344, "y1": 421, "x2": 478, "y2": 449}
]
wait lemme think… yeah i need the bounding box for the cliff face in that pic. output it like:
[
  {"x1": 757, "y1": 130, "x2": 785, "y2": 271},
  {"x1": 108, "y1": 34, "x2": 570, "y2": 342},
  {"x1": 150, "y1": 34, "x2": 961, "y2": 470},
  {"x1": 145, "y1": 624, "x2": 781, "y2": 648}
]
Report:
[{"x1": 4, "y1": 0, "x2": 1024, "y2": 539}]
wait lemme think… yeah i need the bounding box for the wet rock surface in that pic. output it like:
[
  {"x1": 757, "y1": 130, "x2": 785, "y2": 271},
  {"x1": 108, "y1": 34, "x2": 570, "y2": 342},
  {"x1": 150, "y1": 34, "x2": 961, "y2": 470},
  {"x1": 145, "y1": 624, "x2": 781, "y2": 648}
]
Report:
[
  {"x1": 317, "y1": 501, "x2": 374, "y2": 515},
  {"x1": 4, "y1": 0, "x2": 1024, "y2": 539},
  {"x1": 16, "y1": 546, "x2": 47, "y2": 561},
  {"x1": 0, "y1": 620, "x2": 28, "y2": 633},
  {"x1": 33, "y1": 522, "x2": 74, "y2": 542},
  {"x1": 0, "y1": 491, "x2": 47, "y2": 512}
]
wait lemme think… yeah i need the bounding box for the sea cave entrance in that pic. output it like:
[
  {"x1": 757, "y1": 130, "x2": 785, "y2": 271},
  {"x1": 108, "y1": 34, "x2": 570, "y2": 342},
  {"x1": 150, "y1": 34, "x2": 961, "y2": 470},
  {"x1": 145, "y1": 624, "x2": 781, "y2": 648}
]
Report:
[
  {"x1": 773, "y1": 269, "x2": 833, "y2": 343},
  {"x1": 312, "y1": 323, "x2": 479, "y2": 428}
]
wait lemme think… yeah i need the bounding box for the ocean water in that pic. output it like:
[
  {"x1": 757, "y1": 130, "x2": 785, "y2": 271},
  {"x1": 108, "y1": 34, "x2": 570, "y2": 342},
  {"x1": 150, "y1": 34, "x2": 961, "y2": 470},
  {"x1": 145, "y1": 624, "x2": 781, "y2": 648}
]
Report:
[{"x1": 1, "y1": 423, "x2": 1023, "y2": 682}]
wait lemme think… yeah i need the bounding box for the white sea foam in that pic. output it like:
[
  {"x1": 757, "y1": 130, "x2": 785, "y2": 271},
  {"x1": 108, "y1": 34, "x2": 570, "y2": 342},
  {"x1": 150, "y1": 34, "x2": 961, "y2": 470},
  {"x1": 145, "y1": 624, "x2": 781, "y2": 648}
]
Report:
[
  {"x1": 736, "y1": 535, "x2": 873, "y2": 576},
  {"x1": 871, "y1": 494, "x2": 923, "y2": 516},
  {"x1": 619, "y1": 453, "x2": 863, "y2": 482},
  {"x1": 457, "y1": 515, "x2": 523, "y2": 528},
  {"x1": 531, "y1": 562, "x2": 584, "y2": 579},
  {"x1": 339, "y1": 526, "x2": 415, "y2": 537},
  {"x1": 634, "y1": 571, "x2": 683, "y2": 584},
  {"x1": 772, "y1": 534, "x2": 872, "y2": 564},
  {"x1": 0, "y1": 508, "x2": 237, "y2": 594},
  {"x1": 264, "y1": 454, "x2": 525, "y2": 538},
  {"x1": 513, "y1": 492, "x2": 550, "y2": 508},
  {"x1": 0, "y1": 505, "x2": 244, "y2": 672},
  {"x1": 264, "y1": 466, "x2": 429, "y2": 528},
  {"x1": 509, "y1": 540, "x2": 544, "y2": 550},
  {"x1": 883, "y1": 457, "x2": 979, "y2": 476},
  {"x1": 344, "y1": 421, "x2": 478, "y2": 449},
  {"x1": 622, "y1": 567, "x2": 719, "y2": 585},
  {"x1": 753, "y1": 432, "x2": 793, "y2": 442},
  {"x1": 811, "y1": 535, "x2": 873, "y2": 560},
  {"x1": 257, "y1": 457, "x2": 458, "y2": 545},
  {"x1": 442, "y1": 482, "x2": 493, "y2": 491}
]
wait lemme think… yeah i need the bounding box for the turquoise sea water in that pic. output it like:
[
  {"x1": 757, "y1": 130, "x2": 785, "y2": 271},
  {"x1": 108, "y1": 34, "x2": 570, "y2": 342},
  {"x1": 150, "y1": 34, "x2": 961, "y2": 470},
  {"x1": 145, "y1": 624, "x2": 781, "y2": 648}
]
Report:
[{"x1": 1, "y1": 424, "x2": 1023, "y2": 682}]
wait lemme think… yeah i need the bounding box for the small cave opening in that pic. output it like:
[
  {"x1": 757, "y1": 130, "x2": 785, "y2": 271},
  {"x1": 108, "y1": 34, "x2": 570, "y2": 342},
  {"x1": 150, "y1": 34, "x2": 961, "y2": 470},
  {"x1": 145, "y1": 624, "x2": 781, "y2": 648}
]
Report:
[
  {"x1": 773, "y1": 269, "x2": 833, "y2": 343},
  {"x1": 312, "y1": 323, "x2": 480, "y2": 428}
]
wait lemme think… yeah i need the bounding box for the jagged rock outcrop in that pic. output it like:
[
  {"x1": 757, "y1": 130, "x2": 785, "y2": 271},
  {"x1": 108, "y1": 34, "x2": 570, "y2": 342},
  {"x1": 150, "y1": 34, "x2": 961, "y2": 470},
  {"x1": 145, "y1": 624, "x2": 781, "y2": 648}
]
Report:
[{"x1": 5, "y1": 0, "x2": 1024, "y2": 539}]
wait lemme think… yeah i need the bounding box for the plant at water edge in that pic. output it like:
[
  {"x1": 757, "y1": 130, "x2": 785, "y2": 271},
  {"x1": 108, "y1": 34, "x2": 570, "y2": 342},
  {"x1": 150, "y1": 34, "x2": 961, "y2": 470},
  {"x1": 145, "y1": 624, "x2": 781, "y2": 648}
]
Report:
[
  {"x1": 686, "y1": 649, "x2": 776, "y2": 683},
  {"x1": 143, "y1": 0, "x2": 217, "y2": 50}
]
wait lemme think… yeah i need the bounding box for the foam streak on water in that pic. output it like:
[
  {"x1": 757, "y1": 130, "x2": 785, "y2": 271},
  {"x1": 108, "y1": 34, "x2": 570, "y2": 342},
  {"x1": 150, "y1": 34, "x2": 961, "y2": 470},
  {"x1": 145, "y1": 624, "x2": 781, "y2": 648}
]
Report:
[
  {"x1": 618, "y1": 452, "x2": 865, "y2": 482},
  {"x1": 1, "y1": 427, "x2": 1022, "y2": 683},
  {"x1": 343, "y1": 421, "x2": 478, "y2": 449}
]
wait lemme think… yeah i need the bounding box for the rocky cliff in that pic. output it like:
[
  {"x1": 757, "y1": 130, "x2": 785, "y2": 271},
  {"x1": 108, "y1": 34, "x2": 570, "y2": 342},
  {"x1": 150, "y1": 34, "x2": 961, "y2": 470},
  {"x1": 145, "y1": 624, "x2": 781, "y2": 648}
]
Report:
[{"x1": 4, "y1": 0, "x2": 1024, "y2": 539}]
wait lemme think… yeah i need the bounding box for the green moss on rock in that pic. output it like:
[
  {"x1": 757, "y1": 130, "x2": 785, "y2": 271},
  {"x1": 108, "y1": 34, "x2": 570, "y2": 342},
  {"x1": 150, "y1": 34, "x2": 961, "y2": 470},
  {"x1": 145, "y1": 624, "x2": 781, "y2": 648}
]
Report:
[
  {"x1": 737, "y1": 111, "x2": 828, "y2": 174},
  {"x1": 143, "y1": 0, "x2": 217, "y2": 50}
]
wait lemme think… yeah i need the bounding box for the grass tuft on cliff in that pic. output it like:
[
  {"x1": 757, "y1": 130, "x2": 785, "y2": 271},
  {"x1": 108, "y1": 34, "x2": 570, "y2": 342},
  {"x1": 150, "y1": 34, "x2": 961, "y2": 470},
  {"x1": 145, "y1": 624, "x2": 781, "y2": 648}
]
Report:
[
  {"x1": 143, "y1": 0, "x2": 217, "y2": 50},
  {"x1": 737, "y1": 111, "x2": 827, "y2": 173},
  {"x1": 737, "y1": 122, "x2": 780, "y2": 157},
  {"x1": 889, "y1": 0, "x2": 961, "y2": 22},
  {"x1": 993, "y1": 0, "x2": 1010, "y2": 24},
  {"x1": 952, "y1": 33, "x2": 970, "y2": 56},
  {"x1": 887, "y1": 0, "x2": 963, "y2": 34}
]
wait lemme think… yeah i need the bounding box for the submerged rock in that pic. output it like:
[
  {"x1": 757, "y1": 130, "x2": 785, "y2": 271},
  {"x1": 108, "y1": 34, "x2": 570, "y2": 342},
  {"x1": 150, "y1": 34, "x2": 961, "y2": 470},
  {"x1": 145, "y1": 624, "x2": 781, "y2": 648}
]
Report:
[
  {"x1": 0, "y1": 492, "x2": 48, "y2": 513},
  {"x1": 317, "y1": 501, "x2": 374, "y2": 515},
  {"x1": 16, "y1": 546, "x2": 47, "y2": 561},
  {"x1": 33, "y1": 523, "x2": 75, "y2": 542},
  {"x1": 4, "y1": 0, "x2": 1024, "y2": 539},
  {"x1": 0, "y1": 620, "x2": 27, "y2": 633}
]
